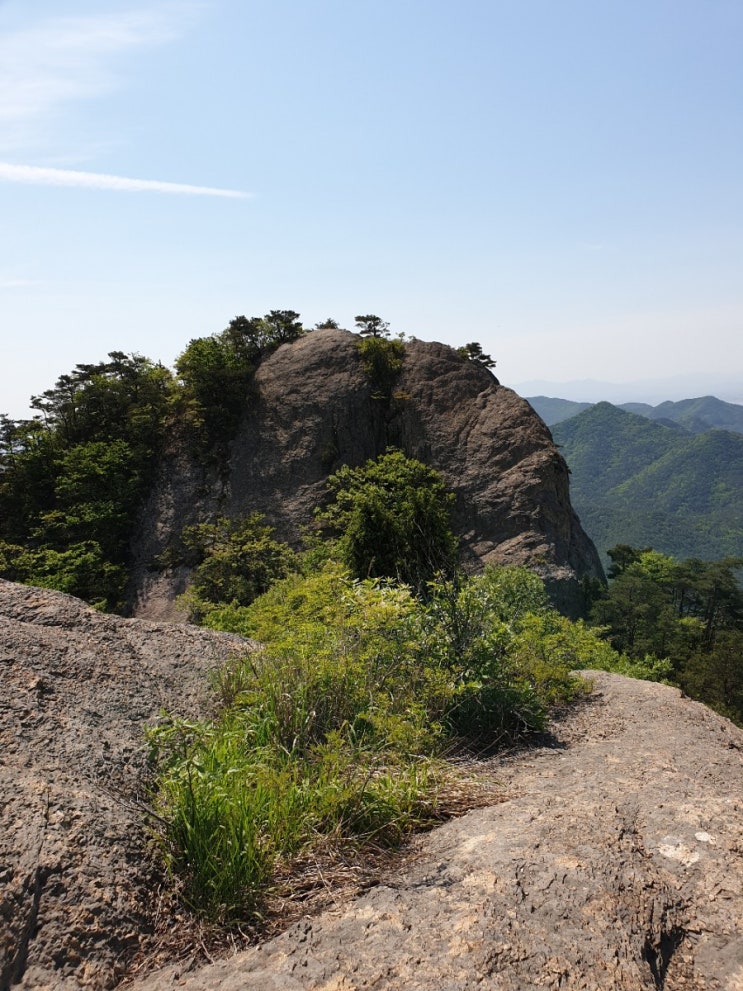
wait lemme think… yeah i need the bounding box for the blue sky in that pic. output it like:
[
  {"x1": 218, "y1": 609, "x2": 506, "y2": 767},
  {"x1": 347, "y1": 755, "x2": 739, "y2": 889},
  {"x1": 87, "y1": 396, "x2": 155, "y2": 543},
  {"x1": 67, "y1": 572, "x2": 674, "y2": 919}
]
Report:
[{"x1": 1, "y1": 0, "x2": 742, "y2": 417}]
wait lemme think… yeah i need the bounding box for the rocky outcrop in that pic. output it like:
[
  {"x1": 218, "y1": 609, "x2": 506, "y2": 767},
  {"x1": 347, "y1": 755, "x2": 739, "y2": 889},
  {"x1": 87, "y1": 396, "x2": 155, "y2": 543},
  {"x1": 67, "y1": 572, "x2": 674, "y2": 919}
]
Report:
[
  {"x1": 2, "y1": 580, "x2": 742, "y2": 990},
  {"x1": 130, "y1": 329, "x2": 603, "y2": 619},
  {"x1": 133, "y1": 673, "x2": 743, "y2": 991},
  {"x1": 0, "y1": 580, "x2": 252, "y2": 990}
]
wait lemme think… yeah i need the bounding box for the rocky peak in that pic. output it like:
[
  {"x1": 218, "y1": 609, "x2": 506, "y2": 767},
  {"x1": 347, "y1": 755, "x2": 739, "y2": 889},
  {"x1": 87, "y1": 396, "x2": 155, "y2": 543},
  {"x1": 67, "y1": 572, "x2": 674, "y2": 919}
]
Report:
[{"x1": 130, "y1": 328, "x2": 603, "y2": 619}]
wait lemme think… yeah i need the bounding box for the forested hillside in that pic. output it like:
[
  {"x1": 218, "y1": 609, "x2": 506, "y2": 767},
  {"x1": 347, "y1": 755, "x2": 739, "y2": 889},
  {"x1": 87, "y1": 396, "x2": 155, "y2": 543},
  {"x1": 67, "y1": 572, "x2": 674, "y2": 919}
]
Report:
[
  {"x1": 552, "y1": 403, "x2": 743, "y2": 564},
  {"x1": 621, "y1": 395, "x2": 743, "y2": 434},
  {"x1": 530, "y1": 394, "x2": 743, "y2": 433},
  {"x1": 0, "y1": 312, "x2": 306, "y2": 610}
]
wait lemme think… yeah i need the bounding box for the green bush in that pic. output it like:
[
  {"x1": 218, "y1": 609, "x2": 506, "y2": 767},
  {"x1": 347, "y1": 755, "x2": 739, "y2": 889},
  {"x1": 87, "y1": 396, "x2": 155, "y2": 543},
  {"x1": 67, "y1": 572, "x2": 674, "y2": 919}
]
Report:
[
  {"x1": 317, "y1": 450, "x2": 459, "y2": 595},
  {"x1": 178, "y1": 514, "x2": 297, "y2": 622},
  {"x1": 149, "y1": 567, "x2": 443, "y2": 920},
  {"x1": 356, "y1": 335, "x2": 405, "y2": 398},
  {"x1": 422, "y1": 568, "x2": 587, "y2": 744},
  {"x1": 149, "y1": 563, "x2": 617, "y2": 922}
]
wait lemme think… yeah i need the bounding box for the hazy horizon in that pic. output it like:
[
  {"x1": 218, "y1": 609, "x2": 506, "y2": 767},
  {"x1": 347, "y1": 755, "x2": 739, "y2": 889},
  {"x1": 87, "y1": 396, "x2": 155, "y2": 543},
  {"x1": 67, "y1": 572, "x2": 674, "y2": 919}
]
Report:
[{"x1": 511, "y1": 372, "x2": 743, "y2": 408}]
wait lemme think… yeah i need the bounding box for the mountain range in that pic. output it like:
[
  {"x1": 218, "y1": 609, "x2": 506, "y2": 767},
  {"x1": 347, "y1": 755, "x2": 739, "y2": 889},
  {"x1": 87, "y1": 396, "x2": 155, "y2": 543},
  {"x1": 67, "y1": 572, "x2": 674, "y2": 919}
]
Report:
[
  {"x1": 545, "y1": 400, "x2": 743, "y2": 565},
  {"x1": 528, "y1": 394, "x2": 743, "y2": 433},
  {"x1": 514, "y1": 372, "x2": 743, "y2": 406}
]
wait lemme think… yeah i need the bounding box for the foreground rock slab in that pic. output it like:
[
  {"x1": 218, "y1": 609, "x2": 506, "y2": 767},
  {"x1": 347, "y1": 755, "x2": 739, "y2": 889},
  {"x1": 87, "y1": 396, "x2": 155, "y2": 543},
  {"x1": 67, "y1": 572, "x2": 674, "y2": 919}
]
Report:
[
  {"x1": 134, "y1": 672, "x2": 743, "y2": 991},
  {"x1": 2, "y1": 578, "x2": 742, "y2": 991},
  {"x1": 0, "y1": 580, "x2": 248, "y2": 991}
]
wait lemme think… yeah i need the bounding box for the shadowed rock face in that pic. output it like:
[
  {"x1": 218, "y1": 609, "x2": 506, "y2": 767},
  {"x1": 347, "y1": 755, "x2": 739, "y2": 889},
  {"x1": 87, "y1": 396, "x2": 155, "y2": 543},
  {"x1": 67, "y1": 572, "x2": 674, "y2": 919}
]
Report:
[
  {"x1": 130, "y1": 329, "x2": 603, "y2": 619},
  {"x1": 2, "y1": 581, "x2": 742, "y2": 991}
]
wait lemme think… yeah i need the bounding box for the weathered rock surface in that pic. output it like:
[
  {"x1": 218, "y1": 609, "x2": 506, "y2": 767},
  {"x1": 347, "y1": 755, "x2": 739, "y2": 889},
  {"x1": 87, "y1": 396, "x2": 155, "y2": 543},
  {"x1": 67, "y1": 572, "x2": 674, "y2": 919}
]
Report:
[
  {"x1": 133, "y1": 674, "x2": 743, "y2": 991},
  {"x1": 130, "y1": 329, "x2": 603, "y2": 619},
  {"x1": 0, "y1": 580, "x2": 250, "y2": 990},
  {"x1": 3, "y1": 579, "x2": 741, "y2": 991}
]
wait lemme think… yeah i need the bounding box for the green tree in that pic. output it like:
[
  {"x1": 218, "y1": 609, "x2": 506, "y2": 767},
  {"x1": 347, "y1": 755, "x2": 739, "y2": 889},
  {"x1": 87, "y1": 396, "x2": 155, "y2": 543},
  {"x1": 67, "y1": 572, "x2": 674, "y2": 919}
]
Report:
[
  {"x1": 175, "y1": 312, "x2": 305, "y2": 449},
  {"x1": 30, "y1": 352, "x2": 171, "y2": 451},
  {"x1": 457, "y1": 342, "x2": 496, "y2": 369},
  {"x1": 180, "y1": 514, "x2": 297, "y2": 621},
  {"x1": 590, "y1": 545, "x2": 743, "y2": 724},
  {"x1": 355, "y1": 314, "x2": 390, "y2": 338},
  {"x1": 591, "y1": 551, "x2": 687, "y2": 659},
  {"x1": 262, "y1": 309, "x2": 304, "y2": 345},
  {"x1": 356, "y1": 335, "x2": 405, "y2": 399},
  {"x1": 317, "y1": 449, "x2": 458, "y2": 595},
  {"x1": 605, "y1": 543, "x2": 651, "y2": 578},
  {"x1": 0, "y1": 353, "x2": 172, "y2": 609},
  {"x1": 678, "y1": 630, "x2": 743, "y2": 722},
  {"x1": 174, "y1": 334, "x2": 254, "y2": 445}
]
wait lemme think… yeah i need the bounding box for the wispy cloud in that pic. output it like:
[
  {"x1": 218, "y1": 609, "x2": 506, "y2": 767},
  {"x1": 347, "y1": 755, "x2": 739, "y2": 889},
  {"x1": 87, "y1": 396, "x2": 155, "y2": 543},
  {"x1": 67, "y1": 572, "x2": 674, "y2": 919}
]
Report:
[
  {"x1": 0, "y1": 162, "x2": 250, "y2": 199},
  {"x1": 0, "y1": 6, "x2": 200, "y2": 129}
]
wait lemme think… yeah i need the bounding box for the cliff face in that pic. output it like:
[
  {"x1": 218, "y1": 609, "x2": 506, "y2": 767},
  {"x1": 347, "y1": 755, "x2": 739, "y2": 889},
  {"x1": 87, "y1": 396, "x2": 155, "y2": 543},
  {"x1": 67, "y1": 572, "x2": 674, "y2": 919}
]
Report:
[{"x1": 130, "y1": 328, "x2": 603, "y2": 618}]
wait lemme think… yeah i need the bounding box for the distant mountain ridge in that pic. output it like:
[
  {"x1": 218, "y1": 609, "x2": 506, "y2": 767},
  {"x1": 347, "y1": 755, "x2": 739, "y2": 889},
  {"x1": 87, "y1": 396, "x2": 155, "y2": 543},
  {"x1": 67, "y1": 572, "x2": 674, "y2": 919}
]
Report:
[
  {"x1": 529, "y1": 394, "x2": 743, "y2": 434},
  {"x1": 551, "y1": 402, "x2": 743, "y2": 564},
  {"x1": 514, "y1": 372, "x2": 743, "y2": 406}
]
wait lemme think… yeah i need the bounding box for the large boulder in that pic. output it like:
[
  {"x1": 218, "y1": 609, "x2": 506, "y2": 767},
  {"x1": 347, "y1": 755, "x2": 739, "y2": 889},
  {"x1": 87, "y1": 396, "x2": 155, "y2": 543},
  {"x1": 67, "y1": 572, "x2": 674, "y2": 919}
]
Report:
[{"x1": 130, "y1": 329, "x2": 603, "y2": 619}]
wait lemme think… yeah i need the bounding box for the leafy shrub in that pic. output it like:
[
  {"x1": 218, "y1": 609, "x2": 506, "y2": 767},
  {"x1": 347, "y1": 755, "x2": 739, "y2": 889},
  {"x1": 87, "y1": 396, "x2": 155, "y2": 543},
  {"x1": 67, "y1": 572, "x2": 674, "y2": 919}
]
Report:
[
  {"x1": 422, "y1": 567, "x2": 586, "y2": 744},
  {"x1": 0, "y1": 539, "x2": 127, "y2": 610},
  {"x1": 149, "y1": 563, "x2": 616, "y2": 921},
  {"x1": 356, "y1": 336, "x2": 405, "y2": 399},
  {"x1": 149, "y1": 566, "x2": 445, "y2": 920},
  {"x1": 317, "y1": 449, "x2": 459, "y2": 595},
  {"x1": 178, "y1": 514, "x2": 297, "y2": 622}
]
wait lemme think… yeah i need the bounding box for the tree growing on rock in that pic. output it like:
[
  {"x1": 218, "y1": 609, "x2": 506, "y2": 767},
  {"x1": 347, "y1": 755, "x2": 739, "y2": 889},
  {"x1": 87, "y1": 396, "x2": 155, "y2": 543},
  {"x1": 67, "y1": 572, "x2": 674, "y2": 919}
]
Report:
[
  {"x1": 355, "y1": 314, "x2": 390, "y2": 338},
  {"x1": 457, "y1": 342, "x2": 496, "y2": 368},
  {"x1": 317, "y1": 449, "x2": 459, "y2": 595}
]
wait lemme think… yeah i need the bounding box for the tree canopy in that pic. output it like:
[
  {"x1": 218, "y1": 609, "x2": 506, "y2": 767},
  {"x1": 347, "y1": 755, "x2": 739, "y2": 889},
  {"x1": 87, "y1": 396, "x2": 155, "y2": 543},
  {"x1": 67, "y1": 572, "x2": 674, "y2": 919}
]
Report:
[
  {"x1": 175, "y1": 311, "x2": 306, "y2": 448},
  {"x1": 354, "y1": 314, "x2": 390, "y2": 338},
  {"x1": 591, "y1": 546, "x2": 743, "y2": 724},
  {"x1": 179, "y1": 514, "x2": 297, "y2": 622},
  {"x1": 457, "y1": 342, "x2": 496, "y2": 368},
  {"x1": 0, "y1": 310, "x2": 308, "y2": 609}
]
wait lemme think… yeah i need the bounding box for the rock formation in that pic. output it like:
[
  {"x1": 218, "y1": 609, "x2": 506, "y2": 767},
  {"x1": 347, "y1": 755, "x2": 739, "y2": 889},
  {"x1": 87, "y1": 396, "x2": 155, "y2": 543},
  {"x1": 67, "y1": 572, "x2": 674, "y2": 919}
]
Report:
[
  {"x1": 2, "y1": 579, "x2": 741, "y2": 990},
  {"x1": 129, "y1": 328, "x2": 604, "y2": 620},
  {"x1": 0, "y1": 579, "x2": 251, "y2": 991}
]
